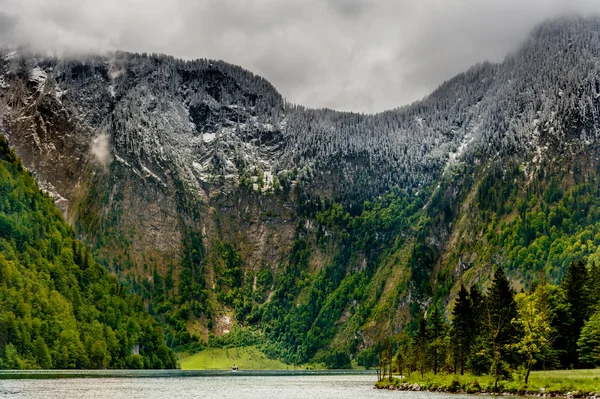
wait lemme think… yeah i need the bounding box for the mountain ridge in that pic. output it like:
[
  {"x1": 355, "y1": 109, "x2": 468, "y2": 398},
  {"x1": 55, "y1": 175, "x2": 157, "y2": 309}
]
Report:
[{"x1": 1, "y1": 16, "x2": 600, "y2": 363}]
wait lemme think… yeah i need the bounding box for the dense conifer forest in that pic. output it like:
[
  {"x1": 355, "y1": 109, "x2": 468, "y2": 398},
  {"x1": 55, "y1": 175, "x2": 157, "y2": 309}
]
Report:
[{"x1": 0, "y1": 137, "x2": 176, "y2": 369}]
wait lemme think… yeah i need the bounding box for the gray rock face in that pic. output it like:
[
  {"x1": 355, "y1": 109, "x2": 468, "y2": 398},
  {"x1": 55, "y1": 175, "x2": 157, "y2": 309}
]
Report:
[{"x1": 2, "y1": 18, "x2": 600, "y2": 207}]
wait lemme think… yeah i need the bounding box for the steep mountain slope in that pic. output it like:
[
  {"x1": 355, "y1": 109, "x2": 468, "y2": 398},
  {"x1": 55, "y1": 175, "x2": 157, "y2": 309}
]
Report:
[
  {"x1": 0, "y1": 136, "x2": 176, "y2": 369},
  {"x1": 1, "y1": 17, "x2": 600, "y2": 363}
]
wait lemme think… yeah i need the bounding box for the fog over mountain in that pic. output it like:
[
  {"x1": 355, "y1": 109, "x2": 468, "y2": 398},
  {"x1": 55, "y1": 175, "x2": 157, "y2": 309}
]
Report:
[{"x1": 1, "y1": 0, "x2": 599, "y2": 112}]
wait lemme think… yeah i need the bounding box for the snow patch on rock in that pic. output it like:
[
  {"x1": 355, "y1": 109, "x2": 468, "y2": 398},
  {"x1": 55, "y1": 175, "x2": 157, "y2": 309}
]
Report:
[{"x1": 29, "y1": 67, "x2": 47, "y2": 91}]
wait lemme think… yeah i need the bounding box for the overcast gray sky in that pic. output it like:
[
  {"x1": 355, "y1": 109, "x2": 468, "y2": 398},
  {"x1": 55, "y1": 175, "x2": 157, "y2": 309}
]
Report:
[{"x1": 1, "y1": 0, "x2": 599, "y2": 113}]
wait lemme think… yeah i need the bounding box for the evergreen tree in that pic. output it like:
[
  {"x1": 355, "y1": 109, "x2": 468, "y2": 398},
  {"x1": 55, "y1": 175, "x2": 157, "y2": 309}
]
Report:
[
  {"x1": 486, "y1": 267, "x2": 519, "y2": 390},
  {"x1": 544, "y1": 284, "x2": 572, "y2": 369},
  {"x1": 561, "y1": 260, "x2": 592, "y2": 367},
  {"x1": 488, "y1": 267, "x2": 519, "y2": 349},
  {"x1": 451, "y1": 284, "x2": 473, "y2": 374},
  {"x1": 468, "y1": 334, "x2": 493, "y2": 376},
  {"x1": 416, "y1": 315, "x2": 428, "y2": 377},
  {"x1": 466, "y1": 286, "x2": 491, "y2": 375},
  {"x1": 427, "y1": 306, "x2": 447, "y2": 375},
  {"x1": 468, "y1": 286, "x2": 485, "y2": 337},
  {"x1": 577, "y1": 309, "x2": 600, "y2": 368}
]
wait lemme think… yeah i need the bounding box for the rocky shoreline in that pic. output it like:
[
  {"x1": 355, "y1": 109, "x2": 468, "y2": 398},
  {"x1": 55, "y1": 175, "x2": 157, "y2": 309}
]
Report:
[{"x1": 374, "y1": 381, "x2": 600, "y2": 399}]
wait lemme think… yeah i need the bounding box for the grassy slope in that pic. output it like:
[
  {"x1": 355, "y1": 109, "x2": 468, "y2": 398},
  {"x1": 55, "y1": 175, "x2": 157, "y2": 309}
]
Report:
[
  {"x1": 178, "y1": 346, "x2": 298, "y2": 370},
  {"x1": 377, "y1": 370, "x2": 600, "y2": 394}
]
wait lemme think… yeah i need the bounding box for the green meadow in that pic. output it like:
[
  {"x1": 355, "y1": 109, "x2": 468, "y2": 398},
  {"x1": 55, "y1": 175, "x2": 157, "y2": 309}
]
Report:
[
  {"x1": 178, "y1": 346, "x2": 298, "y2": 370},
  {"x1": 376, "y1": 369, "x2": 600, "y2": 394}
]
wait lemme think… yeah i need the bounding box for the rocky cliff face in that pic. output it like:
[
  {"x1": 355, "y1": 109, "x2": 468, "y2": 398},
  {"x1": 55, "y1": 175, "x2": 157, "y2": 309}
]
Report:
[{"x1": 1, "y1": 17, "x2": 600, "y2": 360}]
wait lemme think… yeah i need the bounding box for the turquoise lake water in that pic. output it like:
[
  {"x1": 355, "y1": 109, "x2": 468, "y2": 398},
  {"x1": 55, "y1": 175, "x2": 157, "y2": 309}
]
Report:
[{"x1": 0, "y1": 371, "x2": 479, "y2": 399}]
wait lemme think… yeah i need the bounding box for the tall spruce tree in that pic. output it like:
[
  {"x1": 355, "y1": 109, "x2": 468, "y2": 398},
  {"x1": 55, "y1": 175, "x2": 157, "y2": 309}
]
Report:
[
  {"x1": 561, "y1": 259, "x2": 592, "y2": 368},
  {"x1": 545, "y1": 284, "x2": 573, "y2": 369},
  {"x1": 469, "y1": 286, "x2": 485, "y2": 338},
  {"x1": 488, "y1": 267, "x2": 519, "y2": 348},
  {"x1": 466, "y1": 285, "x2": 490, "y2": 375},
  {"x1": 416, "y1": 315, "x2": 428, "y2": 377},
  {"x1": 451, "y1": 284, "x2": 473, "y2": 375},
  {"x1": 486, "y1": 266, "x2": 519, "y2": 389},
  {"x1": 427, "y1": 306, "x2": 447, "y2": 375}
]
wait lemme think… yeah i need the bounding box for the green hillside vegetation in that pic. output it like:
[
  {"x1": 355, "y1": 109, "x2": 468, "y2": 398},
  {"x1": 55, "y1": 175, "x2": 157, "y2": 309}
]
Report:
[
  {"x1": 113, "y1": 153, "x2": 600, "y2": 371},
  {"x1": 460, "y1": 159, "x2": 600, "y2": 281},
  {"x1": 115, "y1": 183, "x2": 431, "y2": 366},
  {"x1": 257, "y1": 187, "x2": 428, "y2": 366},
  {"x1": 253, "y1": 154, "x2": 600, "y2": 368},
  {"x1": 0, "y1": 136, "x2": 176, "y2": 369},
  {"x1": 93, "y1": 150, "x2": 600, "y2": 373}
]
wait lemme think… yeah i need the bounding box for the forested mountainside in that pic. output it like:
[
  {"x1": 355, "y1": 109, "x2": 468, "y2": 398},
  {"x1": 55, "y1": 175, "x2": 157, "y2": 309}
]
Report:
[
  {"x1": 1, "y1": 16, "x2": 600, "y2": 366},
  {"x1": 0, "y1": 137, "x2": 176, "y2": 369}
]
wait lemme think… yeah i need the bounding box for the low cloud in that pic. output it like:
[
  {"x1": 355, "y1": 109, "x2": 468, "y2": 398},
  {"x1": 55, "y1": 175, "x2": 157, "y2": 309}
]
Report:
[
  {"x1": 90, "y1": 133, "x2": 112, "y2": 170},
  {"x1": 0, "y1": 0, "x2": 599, "y2": 112}
]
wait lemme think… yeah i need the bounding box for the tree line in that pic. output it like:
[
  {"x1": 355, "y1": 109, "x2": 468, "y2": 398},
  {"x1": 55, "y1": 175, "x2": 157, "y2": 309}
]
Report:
[{"x1": 370, "y1": 260, "x2": 600, "y2": 388}]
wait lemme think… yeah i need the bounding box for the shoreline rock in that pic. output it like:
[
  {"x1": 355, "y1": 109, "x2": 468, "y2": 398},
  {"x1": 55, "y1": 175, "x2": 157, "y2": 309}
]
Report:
[{"x1": 374, "y1": 381, "x2": 600, "y2": 399}]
